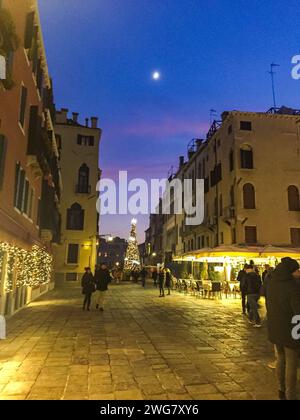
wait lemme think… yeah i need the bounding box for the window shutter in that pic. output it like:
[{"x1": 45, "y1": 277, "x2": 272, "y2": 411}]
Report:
[
  {"x1": 0, "y1": 135, "x2": 7, "y2": 189},
  {"x1": 24, "y1": 12, "x2": 35, "y2": 49},
  {"x1": 14, "y1": 162, "x2": 20, "y2": 207}
]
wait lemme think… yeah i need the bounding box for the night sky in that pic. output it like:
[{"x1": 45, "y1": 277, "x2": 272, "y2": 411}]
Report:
[{"x1": 39, "y1": 0, "x2": 300, "y2": 242}]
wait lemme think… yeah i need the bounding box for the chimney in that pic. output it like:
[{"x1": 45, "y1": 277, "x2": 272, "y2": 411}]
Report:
[
  {"x1": 61, "y1": 108, "x2": 68, "y2": 123},
  {"x1": 72, "y1": 112, "x2": 79, "y2": 123},
  {"x1": 179, "y1": 156, "x2": 185, "y2": 168},
  {"x1": 91, "y1": 117, "x2": 98, "y2": 129},
  {"x1": 55, "y1": 108, "x2": 68, "y2": 124},
  {"x1": 85, "y1": 118, "x2": 89, "y2": 128}
]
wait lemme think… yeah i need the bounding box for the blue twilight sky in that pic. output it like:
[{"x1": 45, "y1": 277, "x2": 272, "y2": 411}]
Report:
[{"x1": 38, "y1": 0, "x2": 300, "y2": 242}]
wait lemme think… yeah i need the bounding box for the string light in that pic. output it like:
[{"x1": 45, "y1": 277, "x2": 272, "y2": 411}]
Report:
[{"x1": 0, "y1": 242, "x2": 52, "y2": 292}]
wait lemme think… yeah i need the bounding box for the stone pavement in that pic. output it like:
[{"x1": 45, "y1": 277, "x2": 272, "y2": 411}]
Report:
[{"x1": 0, "y1": 282, "x2": 283, "y2": 400}]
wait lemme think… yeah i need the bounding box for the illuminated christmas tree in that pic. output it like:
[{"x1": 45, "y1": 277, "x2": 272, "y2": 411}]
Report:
[{"x1": 124, "y1": 219, "x2": 141, "y2": 271}]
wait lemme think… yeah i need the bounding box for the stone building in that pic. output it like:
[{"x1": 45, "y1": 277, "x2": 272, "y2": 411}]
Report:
[{"x1": 0, "y1": 0, "x2": 62, "y2": 315}]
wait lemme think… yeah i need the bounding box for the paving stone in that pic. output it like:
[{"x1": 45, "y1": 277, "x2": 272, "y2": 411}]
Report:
[{"x1": 0, "y1": 283, "x2": 280, "y2": 401}]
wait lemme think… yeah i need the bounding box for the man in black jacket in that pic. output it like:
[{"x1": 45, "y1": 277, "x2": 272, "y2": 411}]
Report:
[
  {"x1": 266, "y1": 257, "x2": 300, "y2": 400},
  {"x1": 94, "y1": 263, "x2": 112, "y2": 312},
  {"x1": 237, "y1": 264, "x2": 249, "y2": 315},
  {"x1": 244, "y1": 264, "x2": 262, "y2": 328}
]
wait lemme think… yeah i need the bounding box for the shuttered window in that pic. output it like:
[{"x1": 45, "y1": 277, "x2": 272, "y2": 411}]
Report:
[
  {"x1": 19, "y1": 86, "x2": 28, "y2": 128},
  {"x1": 0, "y1": 135, "x2": 7, "y2": 189},
  {"x1": 24, "y1": 12, "x2": 35, "y2": 49}
]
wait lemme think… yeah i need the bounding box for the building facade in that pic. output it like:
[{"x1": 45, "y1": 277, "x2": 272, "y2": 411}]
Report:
[
  {"x1": 0, "y1": 0, "x2": 62, "y2": 315},
  {"x1": 53, "y1": 110, "x2": 101, "y2": 285},
  {"x1": 147, "y1": 107, "x2": 300, "y2": 279}
]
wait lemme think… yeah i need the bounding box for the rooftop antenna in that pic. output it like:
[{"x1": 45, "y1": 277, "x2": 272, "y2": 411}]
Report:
[
  {"x1": 210, "y1": 109, "x2": 217, "y2": 125},
  {"x1": 269, "y1": 63, "x2": 280, "y2": 109}
]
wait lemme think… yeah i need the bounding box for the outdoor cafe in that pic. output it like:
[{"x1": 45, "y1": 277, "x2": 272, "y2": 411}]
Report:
[{"x1": 170, "y1": 245, "x2": 300, "y2": 299}]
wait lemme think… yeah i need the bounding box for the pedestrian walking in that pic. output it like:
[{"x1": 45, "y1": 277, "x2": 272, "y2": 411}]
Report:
[
  {"x1": 140, "y1": 267, "x2": 147, "y2": 288},
  {"x1": 237, "y1": 264, "x2": 249, "y2": 315},
  {"x1": 265, "y1": 257, "x2": 300, "y2": 400},
  {"x1": 81, "y1": 267, "x2": 95, "y2": 311},
  {"x1": 158, "y1": 268, "x2": 165, "y2": 297},
  {"x1": 94, "y1": 263, "x2": 112, "y2": 312},
  {"x1": 165, "y1": 268, "x2": 172, "y2": 295},
  {"x1": 244, "y1": 264, "x2": 262, "y2": 327},
  {"x1": 152, "y1": 269, "x2": 158, "y2": 287}
]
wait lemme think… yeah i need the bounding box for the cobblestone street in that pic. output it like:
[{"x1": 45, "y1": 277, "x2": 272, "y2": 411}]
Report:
[{"x1": 0, "y1": 283, "x2": 280, "y2": 400}]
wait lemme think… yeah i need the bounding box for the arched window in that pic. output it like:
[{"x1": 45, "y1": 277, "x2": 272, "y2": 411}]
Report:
[
  {"x1": 243, "y1": 183, "x2": 256, "y2": 209},
  {"x1": 67, "y1": 203, "x2": 84, "y2": 230},
  {"x1": 288, "y1": 186, "x2": 300, "y2": 211},
  {"x1": 240, "y1": 144, "x2": 254, "y2": 169},
  {"x1": 77, "y1": 164, "x2": 90, "y2": 194}
]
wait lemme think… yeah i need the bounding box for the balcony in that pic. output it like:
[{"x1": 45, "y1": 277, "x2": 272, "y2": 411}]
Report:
[
  {"x1": 75, "y1": 185, "x2": 91, "y2": 194},
  {"x1": 223, "y1": 206, "x2": 236, "y2": 226}
]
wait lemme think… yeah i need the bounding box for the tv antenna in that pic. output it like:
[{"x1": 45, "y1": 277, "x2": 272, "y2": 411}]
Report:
[{"x1": 269, "y1": 63, "x2": 280, "y2": 109}]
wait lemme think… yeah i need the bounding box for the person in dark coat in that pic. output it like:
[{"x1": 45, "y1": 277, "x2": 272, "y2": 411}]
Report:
[
  {"x1": 81, "y1": 267, "x2": 95, "y2": 311},
  {"x1": 165, "y1": 269, "x2": 172, "y2": 295},
  {"x1": 140, "y1": 267, "x2": 147, "y2": 288},
  {"x1": 237, "y1": 265, "x2": 249, "y2": 315},
  {"x1": 94, "y1": 263, "x2": 112, "y2": 311},
  {"x1": 158, "y1": 268, "x2": 165, "y2": 297},
  {"x1": 244, "y1": 264, "x2": 262, "y2": 327},
  {"x1": 152, "y1": 270, "x2": 158, "y2": 287},
  {"x1": 265, "y1": 257, "x2": 300, "y2": 400}
]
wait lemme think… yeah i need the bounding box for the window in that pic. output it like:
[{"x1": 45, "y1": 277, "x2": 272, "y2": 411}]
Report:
[
  {"x1": 240, "y1": 145, "x2": 254, "y2": 169},
  {"x1": 288, "y1": 186, "x2": 300, "y2": 211},
  {"x1": 230, "y1": 186, "x2": 235, "y2": 207},
  {"x1": 14, "y1": 165, "x2": 25, "y2": 211},
  {"x1": 22, "y1": 179, "x2": 29, "y2": 214},
  {"x1": 206, "y1": 237, "x2": 210, "y2": 248},
  {"x1": 19, "y1": 85, "x2": 28, "y2": 128},
  {"x1": 77, "y1": 164, "x2": 90, "y2": 193},
  {"x1": 232, "y1": 229, "x2": 236, "y2": 244},
  {"x1": 228, "y1": 125, "x2": 233, "y2": 135},
  {"x1": 201, "y1": 236, "x2": 205, "y2": 248},
  {"x1": 245, "y1": 226, "x2": 257, "y2": 244},
  {"x1": 24, "y1": 12, "x2": 35, "y2": 49},
  {"x1": 191, "y1": 239, "x2": 194, "y2": 251},
  {"x1": 291, "y1": 228, "x2": 300, "y2": 246},
  {"x1": 219, "y1": 194, "x2": 223, "y2": 216},
  {"x1": 220, "y1": 232, "x2": 224, "y2": 244},
  {"x1": 77, "y1": 135, "x2": 94, "y2": 146},
  {"x1": 37, "y1": 198, "x2": 41, "y2": 226},
  {"x1": 66, "y1": 273, "x2": 78, "y2": 282},
  {"x1": 67, "y1": 203, "x2": 84, "y2": 230},
  {"x1": 240, "y1": 121, "x2": 252, "y2": 131},
  {"x1": 229, "y1": 149, "x2": 234, "y2": 172},
  {"x1": 243, "y1": 183, "x2": 256, "y2": 209},
  {"x1": 67, "y1": 244, "x2": 79, "y2": 264},
  {"x1": 28, "y1": 188, "x2": 34, "y2": 219},
  {"x1": 0, "y1": 135, "x2": 7, "y2": 189},
  {"x1": 197, "y1": 236, "x2": 201, "y2": 250}
]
